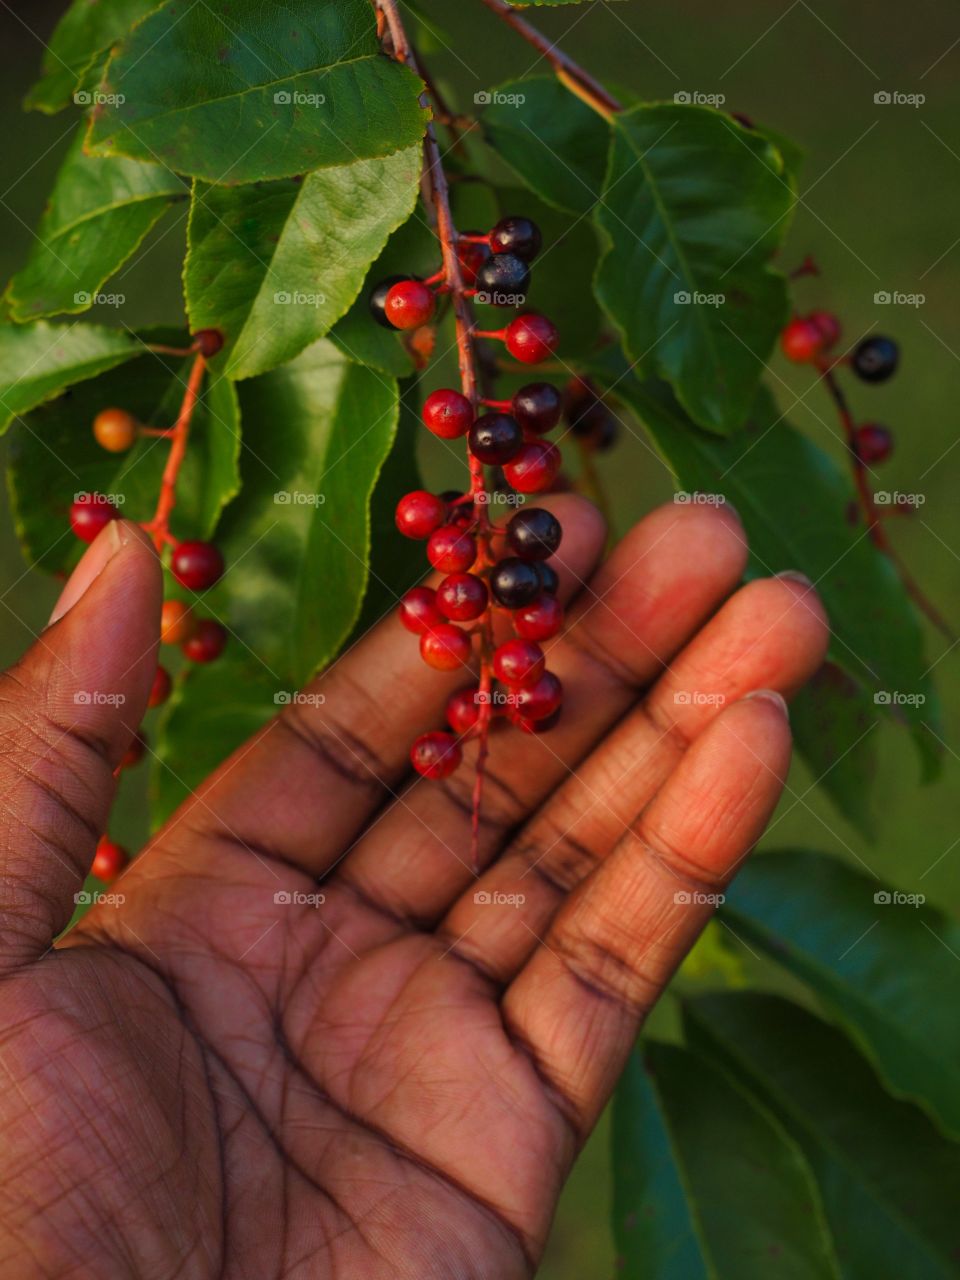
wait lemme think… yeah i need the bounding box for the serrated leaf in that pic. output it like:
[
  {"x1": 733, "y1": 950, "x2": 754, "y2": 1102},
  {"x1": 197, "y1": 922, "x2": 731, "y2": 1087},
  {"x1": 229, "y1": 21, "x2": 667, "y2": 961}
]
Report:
[
  {"x1": 184, "y1": 145, "x2": 421, "y2": 379},
  {"x1": 0, "y1": 321, "x2": 141, "y2": 433},
  {"x1": 329, "y1": 207, "x2": 438, "y2": 374},
  {"x1": 7, "y1": 129, "x2": 185, "y2": 322},
  {"x1": 481, "y1": 76, "x2": 610, "y2": 216},
  {"x1": 24, "y1": 0, "x2": 161, "y2": 115},
  {"x1": 594, "y1": 104, "x2": 793, "y2": 434},
  {"x1": 722, "y1": 850, "x2": 960, "y2": 1138},
  {"x1": 685, "y1": 994, "x2": 960, "y2": 1280},
  {"x1": 86, "y1": 0, "x2": 429, "y2": 183},
  {"x1": 210, "y1": 340, "x2": 399, "y2": 683},
  {"x1": 9, "y1": 341, "x2": 240, "y2": 572},
  {"x1": 790, "y1": 665, "x2": 879, "y2": 838},
  {"x1": 601, "y1": 372, "x2": 941, "y2": 777},
  {"x1": 613, "y1": 1042, "x2": 839, "y2": 1280}
]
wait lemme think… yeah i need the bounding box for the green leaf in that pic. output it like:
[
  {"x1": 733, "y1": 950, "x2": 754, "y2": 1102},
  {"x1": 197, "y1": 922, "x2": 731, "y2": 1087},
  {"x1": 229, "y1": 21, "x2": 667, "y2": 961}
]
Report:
[
  {"x1": 601, "y1": 373, "x2": 941, "y2": 776},
  {"x1": 481, "y1": 76, "x2": 609, "y2": 215},
  {"x1": 86, "y1": 0, "x2": 429, "y2": 183},
  {"x1": 0, "y1": 321, "x2": 141, "y2": 434},
  {"x1": 329, "y1": 207, "x2": 438, "y2": 374},
  {"x1": 613, "y1": 1042, "x2": 839, "y2": 1280},
  {"x1": 7, "y1": 129, "x2": 184, "y2": 322},
  {"x1": 722, "y1": 850, "x2": 960, "y2": 1138},
  {"x1": 790, "y1": 664, "x2": 879, "y2": 838},
  {"x1": 184, "y1": 146, "x2": 421, "y2": 379},
  {"x1": 594, "y1": 104, "x2": 793, "y2": 434},
  {"x1": 151, "y1": 654, "x2": 277, "y2": 828},
  {"x1": 213, "y1": 340, "x2": 399, "y2": 683},
  {"x1": 24, "y1": 0, "x2": 161, "y2": 115},
  {"x1": 8, "y1": 341, "x2": 240, "y2": 572},
  {"x1": 685, "y1": 994, "x2": 960, "y2": 1280}
]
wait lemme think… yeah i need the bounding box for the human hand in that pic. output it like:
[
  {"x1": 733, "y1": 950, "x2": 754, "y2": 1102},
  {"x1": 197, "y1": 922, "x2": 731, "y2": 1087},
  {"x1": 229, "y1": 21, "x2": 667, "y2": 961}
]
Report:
[{"x1": 0, "y1": 497, "x2": 827, "y2": 1278}]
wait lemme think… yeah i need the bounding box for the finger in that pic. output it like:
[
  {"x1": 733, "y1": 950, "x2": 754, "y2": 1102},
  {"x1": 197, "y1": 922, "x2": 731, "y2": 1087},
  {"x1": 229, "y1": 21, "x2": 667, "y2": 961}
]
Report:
[
  {"x1": 162, "y1": 495, "x2": 606, "y2": 876},
  {"x1": 0, "y1": 521, "x2": 161, "y2": 972},
  {"x1": 334, "y1": 500, "x2": 748, "y2": 920},
  {"x1": 438, "y1": 572, "x2": 828, "y2": 980},
  {"x1": 501, "y1": 690, "x2": 791, "y2": 1137}
]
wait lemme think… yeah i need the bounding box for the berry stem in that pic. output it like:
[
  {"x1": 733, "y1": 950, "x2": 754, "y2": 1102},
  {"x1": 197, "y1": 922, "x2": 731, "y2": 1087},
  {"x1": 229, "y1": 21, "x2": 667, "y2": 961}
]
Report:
[
  {"x1": 143, "y1": 353, "x2": 206, "y2": 554},
  {"x1": 818, "y1": 359, "x2": 954, "y2": 640},
  {"x1": 478, "y1": 0, "x2": 622, "y2": 119}
]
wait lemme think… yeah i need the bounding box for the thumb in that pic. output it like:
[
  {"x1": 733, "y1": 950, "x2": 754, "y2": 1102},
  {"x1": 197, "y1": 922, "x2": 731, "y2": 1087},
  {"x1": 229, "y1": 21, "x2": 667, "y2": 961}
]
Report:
[{"x1": 0, "y1": 519, "x2": 161, "y2": 972}]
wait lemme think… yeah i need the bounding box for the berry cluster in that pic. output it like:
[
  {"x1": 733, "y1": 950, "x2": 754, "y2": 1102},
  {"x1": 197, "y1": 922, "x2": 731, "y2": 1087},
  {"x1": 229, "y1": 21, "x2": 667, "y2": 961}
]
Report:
[
  {"x1": 374, "y1": 216, "x2": 567, "y2": 785},
  {"x1": 781, "y1": 312, "x2": 899, "y2": 468},
  {"x1": 67, "y1": 333, "x2": 229, "y2": 883}
]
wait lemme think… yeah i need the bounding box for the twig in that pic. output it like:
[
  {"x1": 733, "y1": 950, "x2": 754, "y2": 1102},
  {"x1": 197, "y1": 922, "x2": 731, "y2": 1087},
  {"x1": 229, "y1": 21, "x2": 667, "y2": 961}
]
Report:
[{"x1": 142, "y1": 353, "x2": 206, "y2": 553}]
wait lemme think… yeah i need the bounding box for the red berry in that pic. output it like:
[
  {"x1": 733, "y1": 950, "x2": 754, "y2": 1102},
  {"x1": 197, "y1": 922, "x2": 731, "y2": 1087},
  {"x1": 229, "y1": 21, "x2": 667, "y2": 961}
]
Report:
[
  {"x1": 503, "y1": 441, "x2": 561, "y2": 493},
  {"x1": 91, "y1": 836, "x2": 129, "y2": 883},
  {"x1": 423, "y1": 388, "x2": 473, "y2": 439},
  {"x1": 493, "y1": 638, "x2": 545, "y2": 688},
  {"x1": 781, "y1": 316, "x2": 824, "y2": 363},
  {"x1": 514, "y1": 595, "x2": 564, "y2": 641},
  {"x1": 384, "y1": 280, "x2": 435, "y2": 330},
  {"x1": 436, "y1": 572, "x2": 488, "y2": 621},
  {"x1": 810, "y1": 311, "x2": 841, "y2": 350},
  {"x1": 505, "y1": 313, "x2": 558, "y2": 364},
  {"x1": 410, "y1": 731, "x2": 463, "y2": 779},
  {"x1": 427, "y1": 525, "x2": 477, "y2": 573},
  {"x1": 149, "y1": 666, "x2": 172, "y2": 709},
  {"x1": 511, "y1": 706, "x2": 562, "y2": 735},
  {"x1": 182, "y1": 619, "x2": 227, "y2": 663},
  {"x1": 121, "y1": 732, "x2": 147, "y2": 768},
  {"x1": 446, "y1": 685, "x2": 481, "y2": 734},
  {"x1": 171, "y1": 540, "x2": 224, "y2": 590},
  {"x1": 70, "y1": 493, "x2": 118, "y2": 543},
  {"x1": 399, "y1": 586, "x2": 443, "y2": 635},
  {"x1": 420, "y1": 624, "x2": 471, "y2": 671},
  {"x1": 457, "y1": 234, "x2": 492, "y2": 286},
  {"x1": 193, "y1": 328, "x2": 224, "y2": 357},
  {"x1": 854, "y1": 423, "x2": 894, "y2": 464},
  {"x1": 512, "y1": 670, "x2": 562, "y2": 720},
  {"x1": 395, "y1": 490, "x2": 446, "y2": 539}
]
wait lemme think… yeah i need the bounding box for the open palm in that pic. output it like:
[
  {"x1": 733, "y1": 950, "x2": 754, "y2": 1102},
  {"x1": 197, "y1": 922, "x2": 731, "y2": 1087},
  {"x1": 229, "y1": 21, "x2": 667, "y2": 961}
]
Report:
[{"x1": 0, "y1": 497, "x2": 827, "y2": 1279}]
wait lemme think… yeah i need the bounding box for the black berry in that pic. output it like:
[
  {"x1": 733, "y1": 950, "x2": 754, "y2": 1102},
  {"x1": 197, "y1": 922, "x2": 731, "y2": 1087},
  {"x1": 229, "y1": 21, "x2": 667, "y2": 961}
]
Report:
[
  {"x1": 490, "y1": 216, "x2": 542, "y2": 262},
  {"x1": 507, "y1": 508, "x2": 562, "y2": 561},
  {"x1": 468, "y1": 412, "x2": 523, "y2": 465},
  {"x1": 490, "y1": 557, "x2": 543, "y2": 608},
  {"x1": 512, "y1": 382, "x2": 561, "y2": 434},
  {"x1": 537, "y1": 563, "x2": 559, "y2": 596},
  {"x1": 476, "y1": 253, "x2": 531, "y2": 301},
  {"x1": 852, "y1": 336, "x2": 899, "y2": 383}
]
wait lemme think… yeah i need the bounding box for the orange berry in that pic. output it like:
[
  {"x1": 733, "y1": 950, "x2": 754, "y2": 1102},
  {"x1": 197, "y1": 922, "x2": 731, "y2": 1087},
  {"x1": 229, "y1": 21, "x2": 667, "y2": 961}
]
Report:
[
  {"x1": 92, "y1": 407, "x2": 138, "y2": 452},
  {"x1": 160, "y1": 599, "x2": 195, "y2": 645}
]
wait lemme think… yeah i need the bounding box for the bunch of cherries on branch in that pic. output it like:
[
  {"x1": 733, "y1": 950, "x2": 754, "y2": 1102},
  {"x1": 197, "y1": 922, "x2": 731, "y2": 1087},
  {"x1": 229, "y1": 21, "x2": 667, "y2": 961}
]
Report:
[
  {"x1": 372, "y1": 215, "x2": 569, "y2": 783},
  {"x1": 65, "y1": 329, "x2": 229, "y2": 881}
]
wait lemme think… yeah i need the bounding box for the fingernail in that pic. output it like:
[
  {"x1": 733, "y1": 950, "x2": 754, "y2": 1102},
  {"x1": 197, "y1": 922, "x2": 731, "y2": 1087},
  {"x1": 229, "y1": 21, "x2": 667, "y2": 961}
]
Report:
[
  {"x1": 743, "y1": 688, "x2": 789, "y2": 717},
  {"x1": 776, "y1": 570, "x2": 813, "y2": 587},
  {"x1": 48, "y1": 520, "x2": 127, "y2": 626}
]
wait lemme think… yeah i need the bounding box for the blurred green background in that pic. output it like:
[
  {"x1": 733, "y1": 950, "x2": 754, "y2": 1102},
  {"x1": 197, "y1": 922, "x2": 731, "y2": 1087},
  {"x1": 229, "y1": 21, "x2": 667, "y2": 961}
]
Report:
[{"x1": 1, "y1": 1, "x2": 958, "y2": 1274}]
